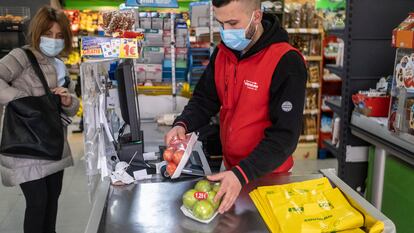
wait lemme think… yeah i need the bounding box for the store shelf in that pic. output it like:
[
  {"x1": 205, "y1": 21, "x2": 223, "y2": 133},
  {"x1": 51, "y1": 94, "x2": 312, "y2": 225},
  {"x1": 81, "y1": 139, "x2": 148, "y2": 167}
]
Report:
[
  {"x1": 304, "y1": 56, "x2": 323, "y2": 61},
  {"x1": 350, "y1": 112, "x2": 414, "y2": 166},
  {"x1": 303, "y1": 109, "x2": 319, "y2": 115},
  {"x1": 286, "y1": 28, "x2": 323, "y2": 34},
  {"x1": 325, "y1": 64, "x2": 344, "y2": 78},
  {"x1": 306, "y1": 83, "x2": 321, "y2": 88},
  {"x1": 263, "y1": 10, "x2": 283, "y2": 15},
  {"x1": 68, "y1": 68, "x2": 80, "y2": 74},
  {"x1": 325, "y1": 99, "x2": 342, "y2": 114},
  {"x1": 326, "y1": 28, "x2": 345, "y2": 38},
  {"x1": 321, "y1": 107, "x2": 333, "y2": 113},
  {"x1": 324, "y1": 54, "x2": 338, "y2": 59},
  {"x1": 299, "y1": 135, "x2": 318, "y2": 141},
  {"x1": 190, "y1": 48, "x2": 210, "y2": 52},
  {"x1": 323, "y1": 79, "x2": 342, "y2": 83},
  {"x1": 323, "y1": 139, "x2": 339, "y2": 158}
]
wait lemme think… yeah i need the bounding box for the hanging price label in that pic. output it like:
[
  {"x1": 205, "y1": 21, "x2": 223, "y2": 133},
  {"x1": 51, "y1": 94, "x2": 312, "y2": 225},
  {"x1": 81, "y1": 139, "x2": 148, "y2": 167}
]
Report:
[{"x1": 119, "y1": 38, "x2": 139, "y2": 58}]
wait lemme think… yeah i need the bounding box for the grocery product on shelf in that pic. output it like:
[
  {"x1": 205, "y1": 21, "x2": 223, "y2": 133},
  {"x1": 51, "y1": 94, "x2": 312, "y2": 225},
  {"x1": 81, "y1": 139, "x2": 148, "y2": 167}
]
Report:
[
  {"x1": 388, "y1": 47, "x2": 414, "y2": 141},
  {"x1": 79, "y1": 10, "x2": 103, "y2": 33},
  {"x1": 322, "y1": 10, "x2": 346, "y2": 31},
  {"x1": 0, "y1": 7, "x2": 30, "y2": 58},
  {"x1": 0, "y1": 14, "x2": 26, "y2": 23},
  {"x1": 64, "y1": 10, "x2": 80, "y2": 32},
  {"x1": 64, "y1": 51, "x2": 81, "y2": 66},
  {"x1": 286, "y1": 6, "x2": 324, "y2": 152},
  {"x1": 352, "y1": 89, "x2": 390, "y2": 118},
  {"x1": 102, "y1": 10, "x2": 135, "y2": 36},
  {"x1": 284, "y1": 2, "x2": 322, "y2": 29},
  {"x1": 392, "y1": 13, "x2": 414, "y2": 49}
]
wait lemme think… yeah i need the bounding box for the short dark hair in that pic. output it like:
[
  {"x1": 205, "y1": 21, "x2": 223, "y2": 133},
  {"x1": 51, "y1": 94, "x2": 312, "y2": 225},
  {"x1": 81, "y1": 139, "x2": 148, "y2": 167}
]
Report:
[
  {"x1": 212, "y1": 0, "x2": 233, "y2": 7},
  {"x1": 212, "y1": 0, "x2": 261, "y2": 9}
]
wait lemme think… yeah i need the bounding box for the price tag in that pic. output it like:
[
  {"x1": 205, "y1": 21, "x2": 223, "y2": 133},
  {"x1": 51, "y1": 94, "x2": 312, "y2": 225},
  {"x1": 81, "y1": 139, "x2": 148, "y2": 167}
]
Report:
[
  {"x1": 311, "y1": 29, "x2": 319, "y2": 34},
  {"x1": 119, "y1": 38, "x2": 139, "y2": 58},
  {"x1": 194, "y1": 192, "x2": 208, "y2": 200},
  {"x1": 306, "y1": 135, "x2": 315, "y2": 141}
]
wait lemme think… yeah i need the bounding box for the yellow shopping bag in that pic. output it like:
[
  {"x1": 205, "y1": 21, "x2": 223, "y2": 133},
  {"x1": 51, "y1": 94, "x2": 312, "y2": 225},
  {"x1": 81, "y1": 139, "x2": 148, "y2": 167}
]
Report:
[
  {"x1": 249, "y1": 177, "x2": 386, "y2": 233},
  {"x1": 250, "y1": 188, "x2": 281, "y2": 232},
  {"x1": 339, "y1": 228, "x2": 365, "y2": 233},
  {"x1": 268, "y1": 188, "x2": 364, "y2": 233},
  {"x1": 249, "y1": 178, "x2": 333, "y2": 233},
  {"x1": 302, "y1": 188, "x2": 364, "y2": 232},
  {"x1": 265, "y1": 181, "x2": 333, "y2": 233}
]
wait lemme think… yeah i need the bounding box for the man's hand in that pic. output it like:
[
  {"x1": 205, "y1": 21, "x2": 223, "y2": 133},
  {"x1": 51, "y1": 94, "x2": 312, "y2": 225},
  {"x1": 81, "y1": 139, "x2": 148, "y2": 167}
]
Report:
[
  {"x1": 207, "y1": 171, "x2": 242, "y2": 214},
  {"x1": 164, "y1": 126, "x2": 186, "y2": 146},
  {"x1": 52, "y1": 87, "x2": 72, "y2": 107}
]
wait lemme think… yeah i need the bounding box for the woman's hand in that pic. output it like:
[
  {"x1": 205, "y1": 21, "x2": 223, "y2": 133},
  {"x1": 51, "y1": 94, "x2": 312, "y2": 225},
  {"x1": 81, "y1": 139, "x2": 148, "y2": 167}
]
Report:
[{"x1": 51, "y1": 87, "x2": 72, "y2": 107}]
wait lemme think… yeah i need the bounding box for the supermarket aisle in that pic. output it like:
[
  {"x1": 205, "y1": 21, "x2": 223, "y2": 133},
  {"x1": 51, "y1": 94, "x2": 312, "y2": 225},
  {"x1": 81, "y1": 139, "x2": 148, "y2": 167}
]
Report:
[{"x1": 0, "y1": 133, "x2": 91, "y2": 233}]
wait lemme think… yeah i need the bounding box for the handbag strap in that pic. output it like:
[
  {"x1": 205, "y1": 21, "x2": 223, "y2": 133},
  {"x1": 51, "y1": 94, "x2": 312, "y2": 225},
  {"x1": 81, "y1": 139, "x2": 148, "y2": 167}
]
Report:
[{"x1": 23, "y1": 49, "x2": 52, "y2": 95}]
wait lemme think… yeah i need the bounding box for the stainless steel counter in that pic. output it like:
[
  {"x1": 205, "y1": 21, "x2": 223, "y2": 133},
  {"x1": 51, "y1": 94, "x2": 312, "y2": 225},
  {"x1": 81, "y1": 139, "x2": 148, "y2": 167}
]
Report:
[
  {"x1": 97, "y1": 173, "x2": 322, "y2": 233},
  {"x1": 350, "y1": 112, "x2": 414, "y2": 210},
  {"x1": 84, "y1": 121, "x2": 324, "y2": 233}
]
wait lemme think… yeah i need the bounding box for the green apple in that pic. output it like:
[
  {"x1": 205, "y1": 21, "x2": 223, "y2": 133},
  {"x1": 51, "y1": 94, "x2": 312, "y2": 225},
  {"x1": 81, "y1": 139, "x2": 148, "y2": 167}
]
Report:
[
  {"x1": 207, "y1": 191, "x2": 220, "y2": 210},
  {"x1": 182, "y1": 189, "x2": 198, "y2": 210},
  {"x1": 212, "y1": 182, "x2": 221, "y2": 193},
  {"x1": 195, "y1": 180, "x2": 212, "y2": 192},
  {"x1": 193, "y1": 200, "x2": 215, "y2": 220}
]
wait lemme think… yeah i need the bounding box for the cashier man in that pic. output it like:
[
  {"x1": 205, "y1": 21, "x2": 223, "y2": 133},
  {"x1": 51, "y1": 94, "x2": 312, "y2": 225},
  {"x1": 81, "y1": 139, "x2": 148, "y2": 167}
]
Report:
[{"x1": 165, "y1": 0, "x2": 307, "y2": 213}]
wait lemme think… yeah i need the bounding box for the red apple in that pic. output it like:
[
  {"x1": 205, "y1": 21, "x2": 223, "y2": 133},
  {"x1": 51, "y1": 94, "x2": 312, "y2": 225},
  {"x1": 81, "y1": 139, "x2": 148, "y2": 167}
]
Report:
[
  {"x1": 172, "y1": 150, "x2": 185, "y2": 165},
  {"x1": 163, "y1": 148, "x2": 175, "y2": 162},
  {"x1": 166, "y1": 163, "x2": 177, "y2": 176}
]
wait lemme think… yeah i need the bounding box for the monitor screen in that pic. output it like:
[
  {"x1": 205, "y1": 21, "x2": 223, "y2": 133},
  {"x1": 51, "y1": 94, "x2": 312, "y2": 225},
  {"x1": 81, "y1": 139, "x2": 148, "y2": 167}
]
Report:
[{"x1": 115, "y1": 59, "x2": 141, "y2": 142}]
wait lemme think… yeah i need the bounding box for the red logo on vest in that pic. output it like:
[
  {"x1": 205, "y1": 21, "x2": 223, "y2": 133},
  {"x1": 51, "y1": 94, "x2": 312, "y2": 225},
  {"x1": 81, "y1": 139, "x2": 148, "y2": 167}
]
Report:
[{"x1": 244, "y1": 80, "x2": 259, "y2": 91}]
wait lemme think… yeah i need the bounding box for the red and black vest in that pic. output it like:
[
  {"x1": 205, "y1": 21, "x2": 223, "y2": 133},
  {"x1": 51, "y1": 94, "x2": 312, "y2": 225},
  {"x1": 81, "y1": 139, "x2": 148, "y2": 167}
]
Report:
[{"x1": 215, "y1": 42, "x2": 300, "y2": 173}]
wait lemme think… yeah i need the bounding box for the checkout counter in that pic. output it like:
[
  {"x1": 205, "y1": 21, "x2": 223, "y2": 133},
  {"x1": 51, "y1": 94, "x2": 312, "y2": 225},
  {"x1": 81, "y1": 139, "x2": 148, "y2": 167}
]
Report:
[
  {"x1": 79, "y1": 60, "x2": 396, "y2": 233},
  {"x1": 351, "y1": 111, "x2": 414, "y2": 232},
  {"x1": 80, "y1": 121, "x2": 396, "y2": 233}
]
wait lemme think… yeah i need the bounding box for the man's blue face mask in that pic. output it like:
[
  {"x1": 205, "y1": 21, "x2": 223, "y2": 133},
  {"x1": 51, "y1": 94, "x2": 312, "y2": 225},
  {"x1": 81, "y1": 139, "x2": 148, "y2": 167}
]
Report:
[{"x1": 219, "y1": 12, "x2": 258, "y2": 51}]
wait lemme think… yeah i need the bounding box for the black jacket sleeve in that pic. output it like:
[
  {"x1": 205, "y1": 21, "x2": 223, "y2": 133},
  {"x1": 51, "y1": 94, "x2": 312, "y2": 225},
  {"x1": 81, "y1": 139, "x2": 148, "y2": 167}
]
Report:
[
  {"x1": 173, "y1": 49, "x2": 221, "y2": 132},
  {"x1": 231, "y1": 51, "x2": 307, "y2": 185}
]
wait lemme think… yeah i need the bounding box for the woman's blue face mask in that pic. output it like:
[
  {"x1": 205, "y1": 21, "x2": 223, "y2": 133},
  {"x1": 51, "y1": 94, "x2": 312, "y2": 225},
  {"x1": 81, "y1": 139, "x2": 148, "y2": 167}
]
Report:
[{"x1": 39, "y1": 36, "x2": 64, "y2": 57}]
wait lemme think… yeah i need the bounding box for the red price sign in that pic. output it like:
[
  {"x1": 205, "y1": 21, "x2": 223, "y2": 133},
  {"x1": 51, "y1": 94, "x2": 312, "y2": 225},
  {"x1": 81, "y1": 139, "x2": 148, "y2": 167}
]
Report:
[
  {"x1": 194, "y1": 192, "x2": 208, "y2": 201},
  {"x1": 120, "y1": 38, "x2": 139, "y2": 58}
]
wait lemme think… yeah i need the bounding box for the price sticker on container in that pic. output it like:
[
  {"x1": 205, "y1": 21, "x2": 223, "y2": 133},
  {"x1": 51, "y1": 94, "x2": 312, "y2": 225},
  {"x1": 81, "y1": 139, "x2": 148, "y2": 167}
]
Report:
[
  {"x1": 119, "y1": 38, "x2": 139, "y2": 58},
  {"x1": 194, "y1": 192, "x2": 208, "y2": 201}
]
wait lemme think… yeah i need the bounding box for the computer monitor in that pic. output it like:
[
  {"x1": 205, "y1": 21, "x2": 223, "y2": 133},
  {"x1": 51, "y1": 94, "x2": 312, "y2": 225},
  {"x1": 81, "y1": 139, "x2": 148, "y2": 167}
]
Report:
[
  {"x1": 115, "y1": 59, "x2": 141, "y2": 142},
  {"x1": 114, "y1": 59, "x2": 145, "y2": 166}
]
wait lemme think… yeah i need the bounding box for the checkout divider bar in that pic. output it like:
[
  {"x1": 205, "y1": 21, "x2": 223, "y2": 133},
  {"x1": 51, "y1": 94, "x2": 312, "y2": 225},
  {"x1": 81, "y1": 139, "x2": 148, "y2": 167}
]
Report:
[{"x1": 84, "y1": 179, "x2": 111, "y2": 233}]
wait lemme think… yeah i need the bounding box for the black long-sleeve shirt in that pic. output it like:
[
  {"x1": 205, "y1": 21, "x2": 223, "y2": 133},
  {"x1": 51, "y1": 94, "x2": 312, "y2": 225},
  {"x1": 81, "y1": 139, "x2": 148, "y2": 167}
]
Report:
[{"x1": 174, "y1": 13, "x2": 307, "y2": 185}]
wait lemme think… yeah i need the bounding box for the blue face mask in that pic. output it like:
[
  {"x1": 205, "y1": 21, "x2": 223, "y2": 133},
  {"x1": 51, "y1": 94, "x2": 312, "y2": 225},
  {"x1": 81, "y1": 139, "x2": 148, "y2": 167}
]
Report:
[
  {"x1": 39, "y1": 36, "x2": 64, "y2": 57},
  {"x1": 220, "y1": 13, "x2": 257, "y2": 51}
]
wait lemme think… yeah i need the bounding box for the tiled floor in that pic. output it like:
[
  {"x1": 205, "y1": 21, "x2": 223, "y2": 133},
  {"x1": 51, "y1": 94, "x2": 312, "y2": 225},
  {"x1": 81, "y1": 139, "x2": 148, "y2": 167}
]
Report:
[
  {"x1": 0, "y1": 133, "x2": 92, "y2": 233},
  {"x1": 0, "y1": 131, "x2": 337, "y2": 233}
]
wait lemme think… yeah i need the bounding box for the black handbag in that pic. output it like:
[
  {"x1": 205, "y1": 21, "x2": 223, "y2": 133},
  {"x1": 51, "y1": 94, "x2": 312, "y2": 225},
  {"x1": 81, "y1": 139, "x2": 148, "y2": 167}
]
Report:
[{"x1": 0, "y1": 49, "x2": 64, "y2": 160}]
